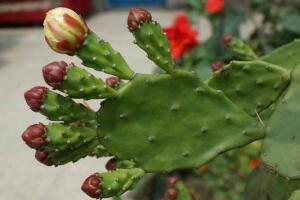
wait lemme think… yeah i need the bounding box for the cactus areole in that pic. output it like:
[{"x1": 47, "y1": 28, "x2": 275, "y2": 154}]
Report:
[{"x1": 21, "y1": 5, "x2": 300, "y2": 200}]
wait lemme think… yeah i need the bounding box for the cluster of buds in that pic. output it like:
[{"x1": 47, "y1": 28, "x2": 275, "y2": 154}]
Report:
[
  {"x1": 22, "y1": 123, "x2": 52, "y2": 165},
  {"x1": 165, "y1": 176, "x2": 179, "y2": 200}
]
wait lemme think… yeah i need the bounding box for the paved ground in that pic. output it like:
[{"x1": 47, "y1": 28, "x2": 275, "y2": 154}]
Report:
[{"x1": 0, "y1": 9, "x2": 186, "y2": 200}]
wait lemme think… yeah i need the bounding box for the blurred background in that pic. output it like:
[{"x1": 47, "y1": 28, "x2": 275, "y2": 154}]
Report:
[{"x1": 0, "y1": 0, "x2": 299, "y2": 200}]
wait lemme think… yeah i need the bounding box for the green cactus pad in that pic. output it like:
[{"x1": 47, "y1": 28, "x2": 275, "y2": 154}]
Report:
[
  {"x1": 44, "y1": 123, "x2": 97, "y2": 151},
  {"x1": 289, "y1": 189, "x2": 300, "y2": 200},
  {"x1": 228, "y1": 38, "x2": 258, "y2": 61},
  {"x1": 207, "y1": 60, "x2": 291, "y2": 116},
  {"x1": 244, "y1": 164, "x2": 300, "y2": 200},
  {"x1": 48, "y1": 139, "x2": 99, "y2": 165},
  {"x1": 261, "y1": 64, "x2": 300, "y2": 179},
  {"x1": 175, "y1": 181, "x2": 192, "y2": 200},
  {"x1": 261, "y1": 39, "x2": 300, "y2": 70},
  {"x1": 98, "y1": 70, "x2": 263, "y2": 172},
  {"x1": 43, "y1": 123, "x2": 109, "y2": 165},
  {"x1": 77, "y1": 32, "x2": 134, "y2": 79},
  {"x1": 132, "y1": 22, "x2": 174, "y2": 73},
  {"x1": 42, "y1": 90, "x2": 96, "y2": 126},
  {"x1": 59, "y1": 65, "x2": 117, "y2": 99},
  {"x1": 98, "y1": 168, "x2": 145, "y2": 198}
]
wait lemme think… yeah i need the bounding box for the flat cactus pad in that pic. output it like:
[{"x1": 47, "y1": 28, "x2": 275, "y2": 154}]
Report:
[
  {"x1": 207, "y1": 60, "x2": 290, "y2": 116},
  {"x1": 98, "y1": 70, "x2": 263, "y2": 172},
  {"x1": 261, "y1": 64, "x2": 300, "y2": 179}
]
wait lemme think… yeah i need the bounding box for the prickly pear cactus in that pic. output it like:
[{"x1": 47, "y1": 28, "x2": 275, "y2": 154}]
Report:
[
  {"x1": 260, "y1": 64, "x2": 300, "y2": 179},
  {"x1": 21, "y1": 6, "x2": 300, "y2": 200}
]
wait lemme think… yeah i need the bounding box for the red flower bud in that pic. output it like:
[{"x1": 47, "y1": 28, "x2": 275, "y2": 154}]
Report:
[
  {"x1": 167, "y1": 176, "x2": 178, "y2": 188},
  {"x1": 43, "y1": 61, "x2": 68, "y2": 89},
  {"x1": 81, "y1": 174, "x2": 102, "y2": 198},
  {"x1": 127, "y1": 7, "x2": 152, "y2": 32},
  {"x1": 105, "y1": 77, "x2": 120, "y2": 88},
  {"x1": 22, "y1": 124, "x2": 46, "y2": 149},
  {"x1": 35, "y1": 149, "x2": 52, "y2": 166},
  {"x1": 24, "y1": 86, "x2": 48, "y2": 112},
  {"x1": 211, "y1": 61, "x2": 224, "y2": 72},
  {"x1": 167, "y1": 188, "x2": 178, "y2": 200},
  {"x1": 223, "y1": 34, "x2": 234, "y2": 48},
  {"x1": 105, "y1": 158, "x2": 117, "y2": 171}
]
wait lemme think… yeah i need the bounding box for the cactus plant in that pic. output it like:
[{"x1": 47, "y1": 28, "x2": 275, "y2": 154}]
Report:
[{"x1": 21, "y1": 6, "x2": 300, "y2": 200}]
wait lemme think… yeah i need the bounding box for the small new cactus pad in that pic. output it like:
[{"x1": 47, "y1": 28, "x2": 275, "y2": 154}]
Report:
[
  {"x1": 25, "y1": 87, "x2": 97, "y2": 126},
  {"x1": 82, "y1": 168, "x2": 145, "y2": 198},
  {"x1": 98, "y1": 70, "x2": 263, "y2": 172},
  {"x1": 207, "y1": 60, "x2": 291, "y2": 115},
  {"x1": 128, "y1": 8, "x2": 174, "y2": 73},
  {"x1": 261, "y1": 65, "x2": 300, "y2": 179},
  {"x1": 22, "y1": 123, "x2": 109, "y2": 165},
  {"x1": 43, "y1": 62, "x2": 117, "y2": 99},
  {"x1": 76, "y1": 32, "x2": 135, "y2": 79},
  {"x1": 244, "y1": 164, "x2": 300, "y2": 200},
  {"x1": 44, "y1": 7, "x2": 134, "y2": 80},
  {"x1": 224, "y1": 36, "x2": 258, "y2": 61},
  {"x1": 261, "y1": 39, "x2": 300, "y2": 70}
]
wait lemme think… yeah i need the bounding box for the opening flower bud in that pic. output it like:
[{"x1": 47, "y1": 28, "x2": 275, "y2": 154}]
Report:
[
  {"x1": 211, "y1": 61, "x2": 224, "y2": 72},
  {"x1": 44, "y1": 7, "x2": 89, "y2": 55},
  {"x1": 22, "y1": 123, "x2": 46, "y2": 149},
  {"x1": 24, "y1": 86, "x2": 48, "y2": 112},
  {"x1": 127, "y1": 7, "x2": 152, "y2": 32},
  {"x1": 35, "y1": 149, "x2": 52, "y2": 166},
  {"x1": 81, "y1": 174, "x2": 102, "y2": 198},
  {"x1": 43, "y1": 61, "x2": 68, "y2": 89}
]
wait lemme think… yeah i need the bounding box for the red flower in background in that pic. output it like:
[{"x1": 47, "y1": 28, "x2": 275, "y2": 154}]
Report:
[
  {"x1": 205, "y1": 0, "x2": 224, "y2": 14},
  {"x1": 250, "y1": 159, "x2": 260, "y2": 169},
  {"x1": 163, "y1": 15, "x2": 199, "y2": 60}
]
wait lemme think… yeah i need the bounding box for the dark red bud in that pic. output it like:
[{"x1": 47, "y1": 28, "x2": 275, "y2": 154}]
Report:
[
  {"x1": 43, "y1": 61, "x2": 68, "y2": 89},
  {"x1": 105, "y1": 158, "x2": 117, "y2": 171},
  {"x1": 167, "y1": 188, "x2": 178, "y2": 200},
  {"x1": 81, "y1": 174, "x2": 102, "y2": 199},
  {"x1": 24, "y1": 86, "x2": 48, "y2": 112},
  {"x1": 128, "y1": 7, "x2": 152, "y2": 32},
  {"x1": 22, "y1": 123, "x2": 46, "y2": 149},
  {"x1": 211, "y1": 61, "x2": 224, "y2": 72},
  {"x1": 223, "y1": 34, "x2": 234, "y2": 47},
  {"x1": 35, "y1": 149, "x2": 52, "y2": 166},
  {"x1": 105, "y1": 77, "x2": 119, "y2": 88},
  {"x1": 167, "y1": 176, "x2": 178, "y2": 188}
]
